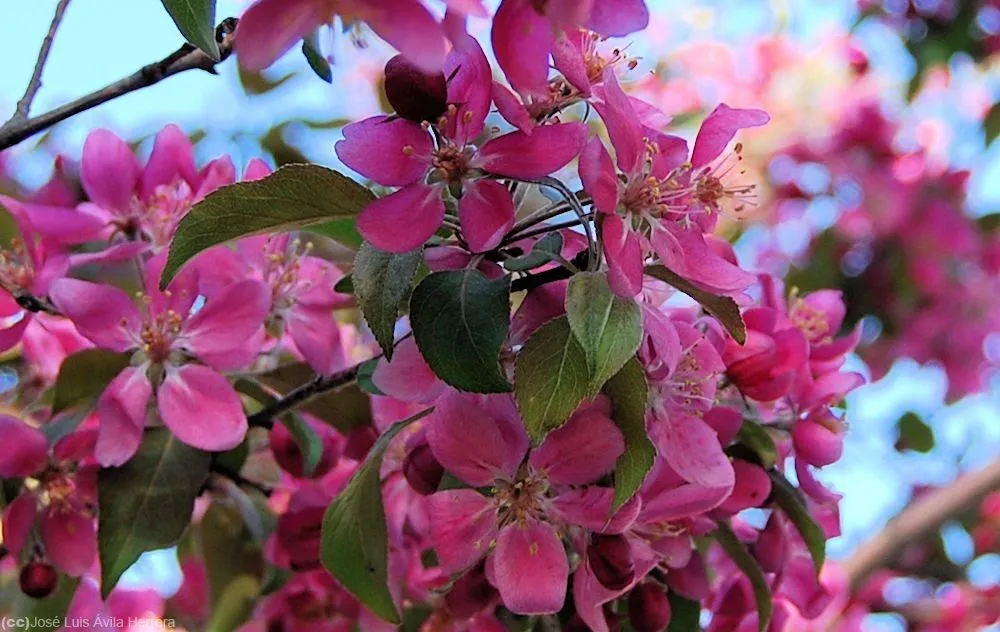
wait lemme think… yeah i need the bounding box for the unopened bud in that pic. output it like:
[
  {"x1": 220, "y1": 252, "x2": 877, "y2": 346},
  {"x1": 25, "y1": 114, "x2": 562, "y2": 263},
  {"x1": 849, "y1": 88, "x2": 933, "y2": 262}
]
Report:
[
  {"x1": 445, "y1": 562, "x2": 497, "y2": 619},
  {"x1": 20, "y1": 562, "x2": 58, "y2": 599},
  {"x1": 344, "y1": 425, "x2": 378, "y2": 461},
  {"x1": 628, "y1": 583, "x2": 672, "y2": 632},
  {"x1": 588, "y1": 534, "x2": 635, "y2": 591},
  {"x1": 384, "y1": 55, "x2": 448, "y2": 123},
  {"x1": 403, "y1": 442, "x2": 444, "y2": 496}
]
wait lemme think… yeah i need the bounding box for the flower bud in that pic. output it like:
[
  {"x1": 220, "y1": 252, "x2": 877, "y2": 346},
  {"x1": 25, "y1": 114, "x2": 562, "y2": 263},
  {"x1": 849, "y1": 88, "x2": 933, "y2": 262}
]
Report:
[
  {"x1": 628, "y1": 583, "x2": 672, "y2": 632},
  {"x1": 753, "y1": 513, "x2": 787, "y2": 574},
  {"x1": 668, "y1": 553, "x2": 709, "y2": 601},
  {"x1": 792, "y1": 420, "x2": 843, "y2": 467},
  {"x1": 384, "y1": 54, "x2": 448, "y2": 123},
  {"x1": 718, "y1": 460, "x2": 772, "y2": 513},
  {"x1": 403, "y1": 442, "x2": 444, "y2": 496},
  {"x1": 344, "y1": 424, "x2": 378, "y2": 461},
  {"x1": 445, "y1": 563, "x2": 497, "y2": 619},
  {"x1": 20, "y1": 562, "x2": 58, "y2": 599},
  {"x1": 588, "y1": 534, "x2": 635, "y2": 591},
  {"x1": 270, "y1": 421, "x2": 341, "y2": 478}
]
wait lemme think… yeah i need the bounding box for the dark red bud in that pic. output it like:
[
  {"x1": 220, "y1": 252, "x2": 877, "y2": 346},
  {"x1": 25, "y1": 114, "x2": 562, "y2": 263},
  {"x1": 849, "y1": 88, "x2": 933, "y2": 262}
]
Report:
[
  {"x1": 403, "y1": 442, "x2": 444, "y2": 496},
  {"x1": 753, "y1": 513, "x2": 787, "y2": 574},
  {"x1": 588, "y1": 534, "x2": 635, "y2": 591},
  {"x1": 384, "y1": 54, "x2": 448, "y2": 123},
  {"x1": 445, "y1": 563, "x2": 497, "y2": 619},
  {"x1": 344, "y1": 425, "x2": 378, "y2": 461},
  {"x1": 628, "y1": 583, "x2": 672, "y2": 632},
  {"x1": 20, "y1": 562, "x2": 58, "y2": 599}
]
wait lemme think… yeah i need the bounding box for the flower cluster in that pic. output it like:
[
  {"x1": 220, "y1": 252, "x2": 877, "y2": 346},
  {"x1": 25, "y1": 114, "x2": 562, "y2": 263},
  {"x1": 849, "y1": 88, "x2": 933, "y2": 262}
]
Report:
[{"x1": 0, "y1": 3, "x2": 874, "y2": 631}]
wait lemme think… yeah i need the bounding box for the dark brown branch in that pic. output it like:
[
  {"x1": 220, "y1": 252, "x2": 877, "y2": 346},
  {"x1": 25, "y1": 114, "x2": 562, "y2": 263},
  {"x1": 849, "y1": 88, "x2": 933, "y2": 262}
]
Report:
[
  {"x1": 842, "y1": 455, "x2": 1000, "y2": 589},
  {"x1": 8, "y1": 0, "x2": 72, "y2": 123},
  {"x1": 0, "y1": 18, "x2": 239, "y2": 151},
  {"x1": 246, "y1": 362, "x2": 362, "y2": 430}
]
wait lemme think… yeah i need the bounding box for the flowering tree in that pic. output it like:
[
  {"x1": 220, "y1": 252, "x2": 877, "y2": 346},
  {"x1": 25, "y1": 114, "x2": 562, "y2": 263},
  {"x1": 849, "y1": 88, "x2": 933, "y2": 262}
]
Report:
[{"x1": 0, "y1": 1, "x2": 997, "y2": 631}]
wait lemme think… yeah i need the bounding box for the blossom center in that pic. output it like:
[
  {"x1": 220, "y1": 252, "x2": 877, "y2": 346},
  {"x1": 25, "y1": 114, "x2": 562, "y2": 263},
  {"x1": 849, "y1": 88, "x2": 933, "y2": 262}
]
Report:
[
  {"x1": 137, "y1": 296, "x2": 184, "y2": 364},
  {"x1": 0, "y1": 239, "x2": 35, "y2": 290},
  {"x1": 494, "y1": 475, "x2": 548, "y2": 526},
  {"x1": 429, "y1": 142, "x2": 474, "y2": 184}
]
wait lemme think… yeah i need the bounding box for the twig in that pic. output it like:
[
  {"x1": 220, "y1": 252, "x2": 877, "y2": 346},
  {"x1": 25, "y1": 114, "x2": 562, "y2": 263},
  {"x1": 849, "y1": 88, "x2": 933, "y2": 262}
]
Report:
[
  {"x1": 509, "y1": 259, "x2": 580, "y2": 292},
  {"x1": 841, "y1": 455, "x2": 1000, "y2": 589},
  {"x1": 4, "y1": 286, "x2": 61, "y2": 316},
  {"x1": 518, "y1": 177, "x2": 599, "y2": 271},
  {"x1": 502, "y1": 214, "x2": 595, "y2": 246},
  {"x1": 246, "y1": 362, "x2": 362, "y2": 429},
  {"x1": 8, "y1": 0, "x2": 72, "y2": 124},
  {"x1": 0, "y1": 18, "x2": 239, "y2": 151}
]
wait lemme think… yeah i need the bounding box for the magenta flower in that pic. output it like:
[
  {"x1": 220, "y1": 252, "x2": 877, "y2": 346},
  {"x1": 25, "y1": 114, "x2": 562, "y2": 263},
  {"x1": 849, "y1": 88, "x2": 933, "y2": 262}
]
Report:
[
  {"x1": 0, "y1": 416, "x2": 98, "y2": 577},
  {"x1": 579, "y1": 71, "x2": 768, "y2": 296},
  {"x1": 424, "y1": 392, "x2": 629, "y2": 614},
  {"x1": 491, "y1": 0, "x2": 650, "y2": 97},
  {"x1": 49, "y1": 254, "x2": 269, "y2": 465},
  {"x1": 75, "y1": 126, "x2": 235, "y2": 250},
  {"x1": 336, "y1": 36, "x2": 586, "y2": 253},
  {"x1": 233, "y1": 0, "x2": 488, "y2": 73}
]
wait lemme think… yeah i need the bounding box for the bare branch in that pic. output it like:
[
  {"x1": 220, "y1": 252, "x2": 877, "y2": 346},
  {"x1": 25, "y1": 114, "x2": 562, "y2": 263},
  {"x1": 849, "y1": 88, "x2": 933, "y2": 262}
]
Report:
[
  {"x1": 0, "y1": 18, "x2": 238, "y2": 152},
  {"x1": 246, "y1": 362, "x2": 363, "y2": 430},
  {"x1": 842, "y1": 455, "x2": 1000, "y2": 588},
  {"x1": 8, "y1": 0, "x2": 73, "y2": 124}
]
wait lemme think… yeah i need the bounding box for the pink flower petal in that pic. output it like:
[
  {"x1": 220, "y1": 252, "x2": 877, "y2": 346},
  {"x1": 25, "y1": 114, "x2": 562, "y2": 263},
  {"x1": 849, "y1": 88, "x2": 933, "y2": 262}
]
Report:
[
  {"x1": 140, "y1": 124, "x2": 198, "y2": 199},
  {"x1": 491, "y1": 0, "x2": 554, "y2": 96},
  {"x1": 286, "y1": 305, "x2": 344, "y2": 376},
  {"x1": 547, "y1": 487, "x2": 640, "y2": 533},
  {"x1": 492, "y1": 522, "x2": 569, "y2": 615},
  {"x1": 427, "y1": 490, "x2": 497, "y2": 574},
  {"x1": 601, "y1": 213, "x2": 643, "y2": 297},
  {"x1": 530, "y1": 407, "x2": 624, "y2": 486},
  {"x1": 81, "y1": 129, "x2": 140, "y2": 212},
  {"x1": 552, "y1": 31, "x2": 591, "y2": 95},
  {"x1": 372, "y1": 337, "x2": 445, "y2": 404},
  {"x1": 586, "y1": 0, "x2": 650, "y2": 36},
  {"x1": 426, "y1": 392, "x2": 528, "y2": 486},
  {"x1": 492, "y1": 82, "x2": 533, "y2": 135},
  {"x1": 593, "y1": 70, "x2": 644, "y2": 174},
  {"x1": 233, "y1": 0, "x2": 326, "y2": 71},
  {"x1": 17, "y1": 203, "x2": 106, "y2": 246},
  {"x1": 367, "y1": 0, "x2": 447, "y2": 72},
  {"x1": 0, "y1": 315, "x2": 30, "y2": 354},
  {"x1": 41, "y1": 508, "x2": 96, "y2": 576},
  {"x1": 181, "y1": 279, "x2": 270, "y2": 366},
  {"x1": 690, "y1": 104, "x2": 769, "y2": 169},
  {"x1": 335, "y1": 115, "x2": 432, "y2": 187},
  {"x1": 0, "y1": 415, "x2": 49, "y2": 477},
  {"x1": 357, "y1": 183, "x2": 445, "y2": 253},
  {"x1": 96, "y1": 366, "x2": 151, "y2": 467},
  {"x1": 579, "y1": 137, "x2": 619, "y2": 214},
  {"x1": 444, "y1": 34, "x2": 493, "y2": 142},
  {"x1": 478, "y1": 123, "x2": 587, "y2": 180},
  {"x1": 2, "y1": 492, "x2": 37, "y2": 556},
  {"x1": 49, "y1": 279, "x2": 139, "y2": 352},
  {"x1": 459, "y1": 179, "x2": 515, "y2": 253},
  {"x1": 652, "y1": 412, "x2": 734, "y2": 489},
  {"x1": 157, "y1": 364, "x2": 247, "y2": 452}
]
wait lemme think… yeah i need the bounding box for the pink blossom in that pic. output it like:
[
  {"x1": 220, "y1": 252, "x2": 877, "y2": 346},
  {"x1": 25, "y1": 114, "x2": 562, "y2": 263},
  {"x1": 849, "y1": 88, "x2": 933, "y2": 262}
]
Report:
[
  {"x1": 49, "y1": 254, "x2": 269, "y2": 465},
  {"x1": 337, "y1": 36, "x2": 586, "y2": 253}
]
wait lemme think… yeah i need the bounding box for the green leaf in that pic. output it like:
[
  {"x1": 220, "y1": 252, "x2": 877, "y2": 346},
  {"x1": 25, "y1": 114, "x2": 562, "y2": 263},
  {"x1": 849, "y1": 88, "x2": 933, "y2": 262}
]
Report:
[
  {"x1": 357, "y1": 357, "x2": 386, "y2": 395},
  {"x1": 645, "y1": 264, "x2": 746, "y2": 344},
  {"x1": 714, "y1": 521, "x2": 772, "y2": 632},
  {"x1": 566, "y1": 271, "x2": 643, "y2": 394},
  {"x1": 354, "y1": 243, "x2": 423, "y2": 360},
  {"x1": 895, "y1": 412, "x2": 934, "y2": 453},
  {"x1": 98, "y1": 429, "x2": 211, "y2": 597},
  {"x1": 321, "y1": 408, "x2": 433, "y2": 623},
  {"x1": 736, "y1": 420, "x2": 778, "y2": 469},
  {"x1": 256, "y1": 362, "x2": 372, "y2": 433},
  {"x1": 200, "y1": 502, "x2": 265, "y2": 606},
  {"x1": 278, "y1": 414, "x2": 322, "y2": 476},
  {"x1": 666, "y1": 592, "x2": 701, "y2": 632},
  {"x1": 307, "y1": 217, "x2": 364, "y2": 250},
  {"x1": 514, "y1": 317, "x2": 590, "y2": 444},
  {"x1": 410, "y1": 269, "x2": 512, "y2": 393},
  {"x1": 302, "y1": 30, "x2": 333, "y2": 83},
  {"x1": 51, "y1": 349, "x2": 130, "y2": 415},
  {"x1": 206, "y1": 575, "x2": 259, "y2": 632},
  {"x1": 160, "y1": 0, "x2": 219, "y2": 60},
  {"x1": 161, "y1": 164, "x2": 374, "y2": 287},
  {"x1": 504, "y1": 232, "x2": 564, "y2": 272},
  {"x1": 768, "y1": 470, "x2": 826, "y2": 574},
  {"x1": 603, "y1": 357, "x2": 653, "y2": 513}
]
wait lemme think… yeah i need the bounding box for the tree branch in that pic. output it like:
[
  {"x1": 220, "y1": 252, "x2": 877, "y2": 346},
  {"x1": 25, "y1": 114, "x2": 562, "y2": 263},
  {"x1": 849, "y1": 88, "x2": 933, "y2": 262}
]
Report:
[
  {"x1": 246, "y1": 362, "x2": 362, "y2": 429},
  {"x1": 8, "y1": 0, "x2": 73, "y2": 124},
  {"x1": 0, "y1": 17, "x2": 239, "y2": 151},
  {"x1": 842, "y1": 455, "x2": 1000, "y2": 588}
]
